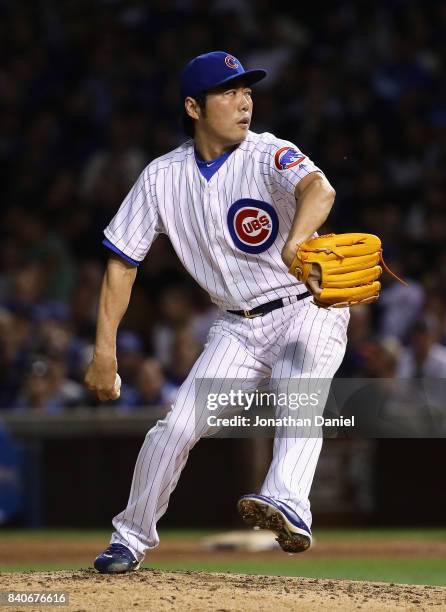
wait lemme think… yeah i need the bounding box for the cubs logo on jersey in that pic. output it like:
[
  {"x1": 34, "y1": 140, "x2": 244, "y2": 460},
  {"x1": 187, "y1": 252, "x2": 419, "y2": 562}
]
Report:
[
  {"x1": 227, "y1": 199, "x2": 279, "y2": 254},
  {"x1": 274, "y1": 147, "x2": 306, "y2": 171}
]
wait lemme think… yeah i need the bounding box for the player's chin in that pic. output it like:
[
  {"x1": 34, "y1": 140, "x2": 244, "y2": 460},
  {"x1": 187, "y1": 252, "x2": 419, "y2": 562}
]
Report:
[{"x1": 230, "y1": 124, "x2": 250, "y2": 143}]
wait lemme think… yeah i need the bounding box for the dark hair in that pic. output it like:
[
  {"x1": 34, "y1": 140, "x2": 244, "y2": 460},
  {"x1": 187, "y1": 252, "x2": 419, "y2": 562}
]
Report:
[{"x1": 181, "y1": 94, "x2": 207, "y2": 138}]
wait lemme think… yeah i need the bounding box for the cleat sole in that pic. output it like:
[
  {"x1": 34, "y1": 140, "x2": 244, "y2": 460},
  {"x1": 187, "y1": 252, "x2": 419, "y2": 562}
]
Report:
[{"x1": 238, "y1": 498, "x2": 311, "y2": 553}]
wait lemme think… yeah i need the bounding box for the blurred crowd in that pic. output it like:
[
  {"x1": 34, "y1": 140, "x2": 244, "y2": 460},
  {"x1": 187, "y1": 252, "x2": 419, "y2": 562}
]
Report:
[{"x1": 1, "y1": 0, "x2": 446, "y2": 412}]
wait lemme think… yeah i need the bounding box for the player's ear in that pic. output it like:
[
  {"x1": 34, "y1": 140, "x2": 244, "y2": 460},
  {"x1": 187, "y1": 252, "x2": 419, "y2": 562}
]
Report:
[{"x1": 185, "y1": 97, "x2": 200, "y2": 121}]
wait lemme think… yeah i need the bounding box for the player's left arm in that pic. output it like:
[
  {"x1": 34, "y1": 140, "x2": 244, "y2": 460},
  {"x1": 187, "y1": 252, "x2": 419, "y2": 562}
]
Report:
[{"x1": 281, "y1": 172, "x2": 335, "y2": 268}]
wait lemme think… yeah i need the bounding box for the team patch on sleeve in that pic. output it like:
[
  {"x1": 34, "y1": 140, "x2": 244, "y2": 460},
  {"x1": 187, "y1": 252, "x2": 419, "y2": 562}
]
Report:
[
  {"x1": 227, "y1": 199, "x2": 279, "y2": 254},
  {"x1": 274, "y1": 146, "x2": 306, "y2": 171}
]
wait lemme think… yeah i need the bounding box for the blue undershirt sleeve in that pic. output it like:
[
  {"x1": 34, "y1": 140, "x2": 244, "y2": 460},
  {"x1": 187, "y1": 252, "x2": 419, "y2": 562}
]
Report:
[{"x1": 102, "y1": 238, "x2": 140, "y2": 267}]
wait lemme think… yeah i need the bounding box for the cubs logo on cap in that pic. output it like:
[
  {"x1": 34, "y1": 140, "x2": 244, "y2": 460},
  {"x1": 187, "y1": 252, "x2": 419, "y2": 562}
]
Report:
[
  {"x1": 274, "y1": 147, "x2": 306, "y2": 171},
  {"x1": 227, "y1": 199, "x2": 279, "y2": 254},
  {"x1": 224, "y1": 55, "x2": 239, "y2": 69}
]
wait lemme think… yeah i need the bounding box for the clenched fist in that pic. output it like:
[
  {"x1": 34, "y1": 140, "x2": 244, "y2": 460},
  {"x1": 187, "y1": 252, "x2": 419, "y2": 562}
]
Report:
[{"x1": 84, "y1": 354, "x2": 121, "y2": 401}]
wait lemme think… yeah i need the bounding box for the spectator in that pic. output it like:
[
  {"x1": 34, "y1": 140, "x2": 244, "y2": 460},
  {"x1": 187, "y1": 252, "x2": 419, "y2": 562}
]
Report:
[
  {"x1": 397, "y1": 319, "x2": 446, "y2": 378},
  {"x1": 378, "y1": 259, "x2": 425, "y2": 342},
  {"x1": 17, "y1": 211, "x2": 76, "y2": 304},
  {"x1": 80, "y1": 114, "x2": 146, "y2": 213},
  {"x1": 0, "y1": 1, "x2": 445, "y2": 406},
  {"x1": 116, "y1": 330, "x2": 144, "y2": 387},
  {"x1": 153, "y1": 286, "x2": 195, "y2": 367},
  {"x1": 337, "y1": 305, "x2": 372, "y2": 377},
  {"x1": 153, "y1": 285, "x2": 217, "y2": 367},
  {"x1": 12, "y1": 356, "x2": 84, "y2": 413},
  {"x1": 360, "y1": 337, "x2": 402, "y2": 379},
  {"x1": 165, "y1": 326, "x2": 201, "y2": 391},
  {"x1": 0, "y1": 307, "x2": 33, "y2": 407},
  {"x1": 118, "y1": 357, "x2": 175, "y2": 410}
]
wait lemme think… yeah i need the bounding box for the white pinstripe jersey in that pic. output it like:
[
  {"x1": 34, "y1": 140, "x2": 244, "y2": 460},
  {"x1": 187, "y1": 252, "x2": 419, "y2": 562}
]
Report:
[{"x1": 104, "y1": 130, "x2": 323, "y2": 311}]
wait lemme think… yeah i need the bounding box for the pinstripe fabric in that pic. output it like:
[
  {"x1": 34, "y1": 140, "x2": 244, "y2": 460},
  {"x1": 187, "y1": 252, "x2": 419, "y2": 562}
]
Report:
[
  {"x1": 261, "y1": 305, "x2": 349, "y2": 525},
  {"x1": 103, "y1": 131, "x2": 321, "y2": 311},
  {"x1": 105, "y1": 129, "x2": 348, "y2": 560},
  {"x1": 111, "y1": 330, "x2": 270, "y2": 558},
  {"x1": 111, "y1": 301, "x2": 349, "y2": 560}
]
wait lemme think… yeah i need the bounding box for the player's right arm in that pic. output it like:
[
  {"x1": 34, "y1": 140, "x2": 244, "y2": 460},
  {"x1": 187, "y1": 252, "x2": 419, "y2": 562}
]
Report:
[
  {"x1": 84, "y1": 165, "x2": 164, "y2": 401},
  {"x1": 84, "y1": 255, "x2": 137, "y2": 401}
]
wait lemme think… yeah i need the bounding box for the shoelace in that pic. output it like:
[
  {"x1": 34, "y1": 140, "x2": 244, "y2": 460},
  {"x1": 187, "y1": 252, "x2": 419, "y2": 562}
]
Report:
[{"x1": 105, "y1": 544, "x2": 134, "y2": 559}]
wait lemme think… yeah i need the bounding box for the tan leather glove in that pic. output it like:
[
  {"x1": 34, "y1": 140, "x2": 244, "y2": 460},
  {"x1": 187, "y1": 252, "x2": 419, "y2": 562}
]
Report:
[{"x1": 288, "y1": 233, "x2": 398, "y2": 308}]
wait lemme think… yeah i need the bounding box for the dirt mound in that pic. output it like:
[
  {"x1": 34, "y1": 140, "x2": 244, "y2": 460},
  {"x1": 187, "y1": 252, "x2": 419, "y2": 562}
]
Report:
[{"x1": 2, "y1": 569, "x2": 446, "y2": 611}]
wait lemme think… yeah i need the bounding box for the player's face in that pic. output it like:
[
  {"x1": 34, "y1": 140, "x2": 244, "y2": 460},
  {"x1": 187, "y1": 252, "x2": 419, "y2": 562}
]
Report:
[{"x1": 198, "y1": 84, "x2": 253, "y2": 146}]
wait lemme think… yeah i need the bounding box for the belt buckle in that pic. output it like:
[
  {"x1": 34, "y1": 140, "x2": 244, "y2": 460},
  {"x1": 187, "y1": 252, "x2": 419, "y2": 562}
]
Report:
[{"x1": 244, "y1": 309, "x2": 261, "y2": 319}]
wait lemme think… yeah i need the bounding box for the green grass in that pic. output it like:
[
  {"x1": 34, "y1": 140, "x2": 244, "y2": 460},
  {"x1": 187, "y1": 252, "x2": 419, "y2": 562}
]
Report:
[
  {"x1": 1, "y1": 528, "x2": 446, "y2": 586},
  {"x1": 145, "y1": 558, "x2": 446, "y2": 586},
  {"x1": 1, "y1": 528, "x2": 446, "y2": 540},
  {"x1": 313, "y1": 528, "x2": 446, "y2": 541},
  {"x1": 1, "y1": 559, "x2": 446, "y2": 586}
]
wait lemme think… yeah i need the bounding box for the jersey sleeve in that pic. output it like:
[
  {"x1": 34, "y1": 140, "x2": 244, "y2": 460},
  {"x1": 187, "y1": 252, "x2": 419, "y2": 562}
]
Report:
[
  {"x1": 103, "y1": 167, "x2": 163, "y2": 264},
  {"x1": 266, "y1": 135, "x2": 323, "y2": 196}
]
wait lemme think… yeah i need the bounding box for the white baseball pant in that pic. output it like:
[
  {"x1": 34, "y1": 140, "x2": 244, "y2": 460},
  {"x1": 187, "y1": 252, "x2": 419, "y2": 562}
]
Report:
[{"x1": 111, "y1": 298, "x2": 349, "y2": 560}]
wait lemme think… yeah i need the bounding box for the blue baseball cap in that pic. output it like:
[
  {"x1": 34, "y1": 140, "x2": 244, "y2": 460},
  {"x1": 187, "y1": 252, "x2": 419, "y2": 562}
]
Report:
[{"x1": 180, "y1": 51, "x2": 267, "y2": 99}]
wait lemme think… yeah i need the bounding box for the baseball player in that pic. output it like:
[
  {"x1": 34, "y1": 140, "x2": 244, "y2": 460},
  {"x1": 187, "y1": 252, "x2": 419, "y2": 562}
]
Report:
[{"x1": 87, "y1": 51, "x2": 350, "y2": 573}]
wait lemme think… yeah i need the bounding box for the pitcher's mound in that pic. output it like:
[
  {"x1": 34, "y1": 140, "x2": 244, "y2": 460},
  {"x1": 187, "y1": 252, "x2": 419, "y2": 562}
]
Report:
[{"x1": 3, "y1": 568, "x2": 446, "y2": 611}]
